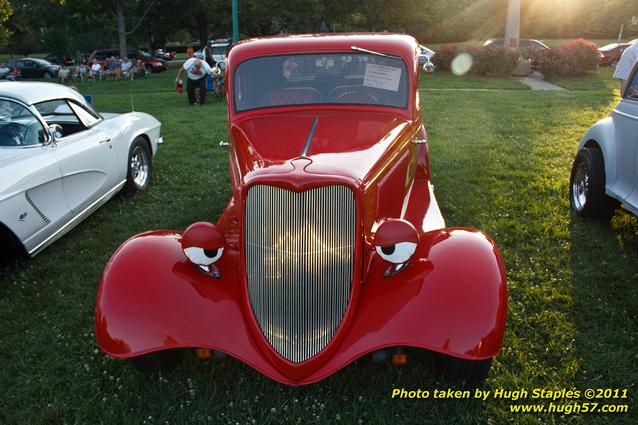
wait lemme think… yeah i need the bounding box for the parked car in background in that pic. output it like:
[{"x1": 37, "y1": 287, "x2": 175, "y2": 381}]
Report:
[
  {"x1": 95, "y1": 34, "x2": 507, "y2": 386},
  {"x1": 44, "y1": 53, "x2": 75, "y2": 66},
  {"x1": 193, "y1": 38, "x2": 231, "y2": 64},
  {"x1": 151, "y1": 49, "x2": 176, "y2": 61},
  {"x1": 570, "y1": 59, "x2": 638, "y2": 220},
  {"x1": 483, "y1": 38, "x2": 549, "y2": 53},
  {"x1": 88, "y1": 48, "x2": 168, "y2": 73},
  {"x1": 7, "y1": 58, "x2": 60, "y2": 79},
  {"x1": 483, "y1": 38, "x2": 549, "y2": 69},
  {"x1": 598, "y1": 42, "x2": 633, "y2": 67},
  {"x1": 0, "y1": 82, "x2": 163, "y2": 256}
]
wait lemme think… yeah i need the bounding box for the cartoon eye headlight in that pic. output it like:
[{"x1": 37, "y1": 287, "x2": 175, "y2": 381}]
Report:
[
  {"x1": 375, "y1": 242, "x2": 417, "y2": 264},
  {"x1": 181, "y1": 222, "x2": 225, "y2": 278},
  {"x1": 373, "y1": 219, "x2": 419, "y2": 276}
]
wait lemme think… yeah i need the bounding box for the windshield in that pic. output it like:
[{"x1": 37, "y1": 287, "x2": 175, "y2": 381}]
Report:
[
  {"x1": 212, "y1": 46, "x2": 228, "y2": 55},
  {"x1": 0, "y1": 100, "x2": 46, "y2": 146},
  {"x1": 599, "y1": 44, "x2": 619, "y2": 52},
  {"x1": 233, "y1": 53, "x2": 409, "y2": 112},
  {"x1": 138, "y1": 50, "x2": 152, "y2": 58},
  {"x1": 34, "y1": 59, "x2": 53, "y2": 66}
]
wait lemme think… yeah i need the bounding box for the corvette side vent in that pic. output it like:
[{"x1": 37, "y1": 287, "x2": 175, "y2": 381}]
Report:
[{"x1": 25, "y1": 192, "x2": 51, "y2": 224}]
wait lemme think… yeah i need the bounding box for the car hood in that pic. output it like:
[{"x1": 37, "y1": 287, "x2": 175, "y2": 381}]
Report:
[
  {"x1": 100, "y1": 112, "x2": 121, "y2": 120},
  {"x1": 230, "y1": 111, "x2": 411, "y2": 185}
]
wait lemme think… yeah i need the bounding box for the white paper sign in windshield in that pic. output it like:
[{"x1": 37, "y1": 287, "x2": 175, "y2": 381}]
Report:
[{"x1": 363, "y1": 64, "x2": 402, "y2": 92}]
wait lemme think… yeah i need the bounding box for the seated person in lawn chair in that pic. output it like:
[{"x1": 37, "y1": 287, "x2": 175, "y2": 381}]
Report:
[
  {"x1": 130, "y1": 59, "x2": 146, "y2": 79},
  {"x1": 110, "y1": 56, "x2": 123, "y2": 80},
  {"x1": 207, "y1": 62, "x2": 226, "y2": 98},
  {"x1": 75, "y1": 62, "x2": 87, "y2": 82},
  {"x1": 121, "y1": 57, "x2": 133, "y2": 79},
  {"x1": 89, "y1": 60, "x2": 103, "y2": 81},
  {"x1": 59, "y1": 65, "x2": 71, "y2": 84}
]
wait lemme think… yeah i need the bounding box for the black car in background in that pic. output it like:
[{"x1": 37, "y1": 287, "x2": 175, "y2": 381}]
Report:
[
  {"x1": 44, "y1": 53, "x2": 75, "y2": 66},
  {"x1": 7, "y1": 58, "x2": 60, "y2": 79}
]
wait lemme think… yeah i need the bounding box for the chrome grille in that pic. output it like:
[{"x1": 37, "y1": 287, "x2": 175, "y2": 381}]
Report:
[{"x1": 245, "y1": 185, "x2": 356, "y2": 363}]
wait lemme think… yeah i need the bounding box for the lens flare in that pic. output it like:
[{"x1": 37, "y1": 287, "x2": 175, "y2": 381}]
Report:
[{"x1": 451, "y1": 53, "x2": 473, "y2": 76}]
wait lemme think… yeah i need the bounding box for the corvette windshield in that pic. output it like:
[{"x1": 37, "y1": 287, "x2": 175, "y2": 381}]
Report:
[
  {"x1": 0, "y1": 100, "x2": 45, "y2": 146},
  {"x1": 233, "y1": 53, "x2": 409, "y2": 112}
]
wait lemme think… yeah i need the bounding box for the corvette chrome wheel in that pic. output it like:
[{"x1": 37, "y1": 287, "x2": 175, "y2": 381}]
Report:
[
  {"x1": 130, "y1": 145, "x2": 149, "y2": 187},
  {"x1": 123, "y1": 137, "x2": 152, "y2": 194}
]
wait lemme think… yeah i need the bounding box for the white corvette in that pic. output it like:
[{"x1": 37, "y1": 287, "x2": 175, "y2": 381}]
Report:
[{"x1": 0, "y1": 82, "x2": 162, "y2": 256}]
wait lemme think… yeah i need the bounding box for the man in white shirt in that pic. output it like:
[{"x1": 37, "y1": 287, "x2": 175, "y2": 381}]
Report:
[
  {"x1": 121, "y1": 57, "x2": 133, "y2": 79},
  {"x1": 614, "y1": 42, "x2": 638, "y2": 93},
  {"x1": 175, "y1": 58, "x2": 213, "y2": 105},
  {"x1": 90, "y1": 60, "x2": 102, "y2": 81}
]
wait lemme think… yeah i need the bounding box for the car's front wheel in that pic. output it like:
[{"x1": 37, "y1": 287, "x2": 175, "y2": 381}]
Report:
[
  {"x1": 123, "y1": 137, "x2": 152, "y2": 194},
  {"x1": 436, "y1": 353, "x2": 492, "y2": 386},
  {"x1": 43, "y1": 71, "x2": 52, "y2": 79},
  {"x1": 569, "y1": 146, "x2": 618, "y2": 220},
  {"x1": 129, "y1": 349, "x2": 184, "y2": 373}
]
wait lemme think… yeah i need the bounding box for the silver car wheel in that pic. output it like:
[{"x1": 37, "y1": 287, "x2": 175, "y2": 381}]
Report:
[
  {"x1": 130, "y1": 145, "x2": 149, "y2": 188},
  {"x1": 571, "y1": 162, "x2": 589, "y2": 212}
]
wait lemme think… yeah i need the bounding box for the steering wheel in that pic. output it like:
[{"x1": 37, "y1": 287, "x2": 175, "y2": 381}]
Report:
[
  {"x1": 333, "y1": 90, "x2": 378, "y2": 104},
  {"x1": 0, "y1": 123, "x2": 27, "y2": 146}
]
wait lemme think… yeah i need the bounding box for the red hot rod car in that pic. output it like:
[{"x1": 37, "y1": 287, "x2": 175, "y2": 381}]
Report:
[{"x1": 95, "y1": 34, "x2": 507, "y2": 385}]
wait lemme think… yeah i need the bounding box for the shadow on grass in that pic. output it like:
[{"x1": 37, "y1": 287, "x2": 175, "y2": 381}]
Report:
[{"x1": 568, "y1": 209, "x2": 638, "y2": 420}]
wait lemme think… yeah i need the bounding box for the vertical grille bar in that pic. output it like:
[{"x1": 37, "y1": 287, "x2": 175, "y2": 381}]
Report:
[{"x1": 245, "y1": 184, "x2": 356, "y2": 363}]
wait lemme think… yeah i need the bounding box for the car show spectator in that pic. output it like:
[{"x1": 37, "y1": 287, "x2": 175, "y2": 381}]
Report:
[
  {"x1": 75, "y1": 62, "x2": 87, "y2": 82},
  {"x1": 90, "y1": 60, "x2": 102, "y2": 80},
  {"x1": 121, "y1": 57, "x2": 133, "y2": 79},
  {"x1": 0, "y1": 62, "x2": 10, "y2": 79},
  {"x1": 58, "y1": 65, "x2": 71, "y2": 83},
  {"x1": 614, "y1": 42, "x2": 638, "y2": 92},
  {"x1": 111, "y1": 56, "x2": 123, "y2": 80},
  {"x1": 131, "y1": 59, "x2": 146, "y2": 79},
  {"x1": 203, "y1": 40, "x2": 214, "y2": 67},
  {"x1": 175, "y1": 58, "x2": 213, "y2": 105}
]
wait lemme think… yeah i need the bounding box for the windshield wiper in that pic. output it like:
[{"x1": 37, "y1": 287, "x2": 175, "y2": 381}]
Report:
[{"x1": 351, "y1": 46, "x2": 396, "y2": 59}]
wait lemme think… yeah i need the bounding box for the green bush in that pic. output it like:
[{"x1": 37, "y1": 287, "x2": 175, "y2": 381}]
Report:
[
  {"x1": 432, "y1": 43, "x2": 460, "y2": 72},
  {"x1": 533, "y1": 38, "x2": 600, "y2": 77},
  {"x1": 433, "y1": 44, "x2": 519, "y2": 76}
]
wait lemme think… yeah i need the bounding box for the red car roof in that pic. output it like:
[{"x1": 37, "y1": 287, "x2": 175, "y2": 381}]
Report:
[{"x1": 228, "y1": 33, "x2": 419, "y2": 66}]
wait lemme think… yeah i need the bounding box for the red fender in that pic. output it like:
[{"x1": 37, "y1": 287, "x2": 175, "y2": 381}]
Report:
[{"x1": 95, "y1": 227, "x2": 506, "y2": 385}]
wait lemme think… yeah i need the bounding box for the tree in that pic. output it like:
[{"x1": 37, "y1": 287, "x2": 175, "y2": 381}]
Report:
[
  {"x1": 113, "y1": 0, "x2": 155, "y2": 58},
  {"x1": 0, "y1": 0, "x2": 11, "y2": 48}
]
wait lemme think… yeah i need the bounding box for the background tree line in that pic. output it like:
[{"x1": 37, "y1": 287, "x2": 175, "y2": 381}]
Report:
[{"x1": 1, "y1": 0, "x2": 637, "y2": 56}]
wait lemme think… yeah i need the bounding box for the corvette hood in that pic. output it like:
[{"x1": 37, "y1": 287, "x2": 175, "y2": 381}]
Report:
[{"x1": 230, "y1": 111, "x2": 411, "y2": 184}]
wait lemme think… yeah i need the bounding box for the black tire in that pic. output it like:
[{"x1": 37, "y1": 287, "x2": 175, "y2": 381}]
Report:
[
  {"x1": 436, "y1": 353, "x2": 492, "y2": 386},
  {"x1": 129, "y1": 349, "x2": 184, "y2": 373},
  {"x1": 123, "y1": 137, "x2": 152, "y2": 194},
  {"x1": 43, "y1": 71, "x2": 52, "y2": 79},
  {"x1": 569, "y1": 147, "x2": 618, "y2": 220}
]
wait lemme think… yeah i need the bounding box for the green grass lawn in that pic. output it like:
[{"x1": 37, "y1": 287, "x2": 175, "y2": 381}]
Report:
[{"x1": 1, "y1": 67, "x2": 637, "y2": 424}]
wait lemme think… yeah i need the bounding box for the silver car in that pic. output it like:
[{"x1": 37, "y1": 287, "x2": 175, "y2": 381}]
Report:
[
  {"x1": 0, "y1": 82, "x2": 162, "y2": 256},
  {"x1": 570, "y1": 62, "x2": 638, "y2": 219}
]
